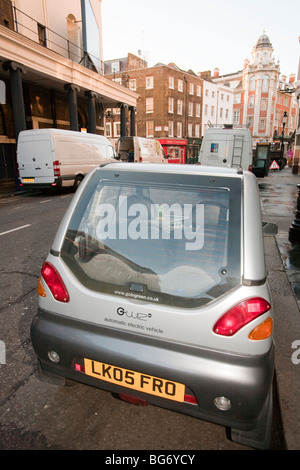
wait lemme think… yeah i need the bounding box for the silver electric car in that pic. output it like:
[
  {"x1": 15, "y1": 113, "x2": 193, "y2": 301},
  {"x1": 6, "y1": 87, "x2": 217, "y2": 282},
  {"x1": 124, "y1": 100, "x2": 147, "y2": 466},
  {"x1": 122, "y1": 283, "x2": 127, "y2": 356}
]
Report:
[{"x1": 31, "y1": 163, "x2": 274, "y2": 449}]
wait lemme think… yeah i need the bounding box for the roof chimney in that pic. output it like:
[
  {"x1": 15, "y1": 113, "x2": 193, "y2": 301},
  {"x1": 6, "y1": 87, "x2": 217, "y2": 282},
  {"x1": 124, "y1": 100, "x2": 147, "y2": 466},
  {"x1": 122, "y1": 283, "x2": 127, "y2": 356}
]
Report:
[{"x1": 213, "y1": 68, "x2": 219, "y2": 78}]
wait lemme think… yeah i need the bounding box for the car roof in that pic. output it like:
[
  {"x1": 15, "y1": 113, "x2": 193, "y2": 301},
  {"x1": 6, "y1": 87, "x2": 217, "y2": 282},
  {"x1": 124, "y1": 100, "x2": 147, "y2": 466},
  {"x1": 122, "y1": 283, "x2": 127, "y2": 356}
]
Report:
[{"x1": 100, "y1": 162, "x2": 246, "y2": 178}]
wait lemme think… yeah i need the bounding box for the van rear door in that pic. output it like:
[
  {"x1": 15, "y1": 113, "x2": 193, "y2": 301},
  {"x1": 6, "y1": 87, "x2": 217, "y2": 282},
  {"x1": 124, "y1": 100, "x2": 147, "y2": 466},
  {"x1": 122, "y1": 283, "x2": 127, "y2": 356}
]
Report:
[{"x1": 18, "y1": 135, "x2": 54, "y2": 184}]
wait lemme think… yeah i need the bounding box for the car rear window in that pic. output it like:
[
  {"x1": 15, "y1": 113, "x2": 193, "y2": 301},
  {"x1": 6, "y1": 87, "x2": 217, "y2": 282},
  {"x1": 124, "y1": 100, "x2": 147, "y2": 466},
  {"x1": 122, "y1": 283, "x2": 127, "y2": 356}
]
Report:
[{"x1": 61, "y1": 168, "x2": 242, "y2": 307}]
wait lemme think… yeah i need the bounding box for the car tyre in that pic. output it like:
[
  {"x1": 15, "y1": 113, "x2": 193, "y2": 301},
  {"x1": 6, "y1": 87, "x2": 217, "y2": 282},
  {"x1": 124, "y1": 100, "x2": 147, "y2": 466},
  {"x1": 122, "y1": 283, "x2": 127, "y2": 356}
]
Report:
[{"x1": 73, "y1": 175, "x2": 83, "y2": 191}]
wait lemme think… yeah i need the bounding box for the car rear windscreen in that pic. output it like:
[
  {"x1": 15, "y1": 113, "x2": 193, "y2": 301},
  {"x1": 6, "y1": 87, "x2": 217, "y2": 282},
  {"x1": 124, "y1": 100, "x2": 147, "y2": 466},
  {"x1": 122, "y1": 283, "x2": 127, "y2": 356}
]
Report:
[{"x1": 61, "y1": 169, "x2": 241, "y2": 307}]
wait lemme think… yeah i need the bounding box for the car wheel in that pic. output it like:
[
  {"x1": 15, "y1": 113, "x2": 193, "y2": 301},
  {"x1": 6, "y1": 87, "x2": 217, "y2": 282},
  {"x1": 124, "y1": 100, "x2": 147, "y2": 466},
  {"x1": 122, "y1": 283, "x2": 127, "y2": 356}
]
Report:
[
  {"x1": 73, "y1": 175, "x2": 83, "y2": 191},
  {"x1": 230, "y1": 385, "x2": 273, "y2": 449}
]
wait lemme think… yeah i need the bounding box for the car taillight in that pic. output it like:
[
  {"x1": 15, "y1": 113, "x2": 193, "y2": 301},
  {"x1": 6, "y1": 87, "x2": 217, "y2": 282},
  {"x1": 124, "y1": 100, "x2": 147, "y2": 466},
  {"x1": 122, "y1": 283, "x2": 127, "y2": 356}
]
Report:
[
  {"x1": 53, "y1": 160, "x2": 60, "y2": 177},
  {"x1": 213, "y1": 298, "x2": 271, "y2": 336},
  {"x1": 41, "y1": 262, "x2": 69, "y2": 302}
]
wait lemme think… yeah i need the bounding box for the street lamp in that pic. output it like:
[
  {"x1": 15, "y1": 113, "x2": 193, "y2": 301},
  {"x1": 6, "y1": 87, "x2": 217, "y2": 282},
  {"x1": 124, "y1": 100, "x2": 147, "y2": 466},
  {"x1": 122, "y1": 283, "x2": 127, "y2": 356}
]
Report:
[{"x1": 280, "y1": 111, "x2": 288, "y2": 161}]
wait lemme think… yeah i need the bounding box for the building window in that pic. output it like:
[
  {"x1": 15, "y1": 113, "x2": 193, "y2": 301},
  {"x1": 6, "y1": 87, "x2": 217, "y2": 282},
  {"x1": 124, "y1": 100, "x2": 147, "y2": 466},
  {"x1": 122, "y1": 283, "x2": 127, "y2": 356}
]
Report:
[
  {"x1": 38, "y1": 23, "x2": 47, "y2": 46},
  {"x1": 146, "y1": 97, "x2": 154, "y2": 113},
  {"x1": 205, "y1": 89, "x2": 209, "y2": 97},
  {"x1": 188, "y1": 102, "x2": 193, "y2": 117},
  {"x1": 261, "y1": 99, "x2": 267, "y2": 111},
  {"x1": 262, "y1": 75, "x2": 269, "y2": 93},
  {"x1": 177, "y1": 122, "x2": 182, "y2": 137},
  {"x1": 225, "y1": 109, "x2": 229, "y2": 119},
  {"x1": 211, "y1": 106, "x2": 214, "y2": 117},
  {"x1": 195, "y1": 124, "x2": 200, "y2": 138},
  {"x1": 220, "y1": 108, "x2": 223, "y2": 118},
  {"x1": 196, "y1": 103, "x2": 201, "y2": 117},
  {"x1": 248, "y1": 116, "x2": 253, "y2": 127},
  {"x1": 169, "y1": 76, "x2": 174, "y2": 89},
  {"x1": 146, "y1": 121, "x2": 154, "y2": 137},
  {"x1": 259, "y1": 119, "x2": 265, "y2": 130},
  {"x1": 212, "y1": 91, "x2": 215, "y2": 98},
  {"x1": 178, "y1": 79, "x2": 183, "y2": 92},
  {"x1": 249, "y1": 77, "x2": 255, "y2": 91},
  {"x1": 146, "y1": 76, "x2": 154, "y2": 89},
  {"x1": 129, "y1": 79, "x2": 136, "y2": 91},
  {"x1": 188, "y1": 122, "x2": 193, "y2": 137},
  {"x1": 233, "y1": 111, "x2": 240, "y2": 123},
  {"x1": 196, "y1": 85, "x2": 201, "y2": 97},
  {"x1": 177, "y1": 99, "x2": 183, "y2": 115},
  {"x1": 189, "y1": 83, "x2": 194, "y2": 95},
  {"x1": 168, "y1": 97, "x2": 174, "y2": 113},
  {"x1": 249, "y1": 96, "x2": 254, "y2": 107},
  {"x1": 114, "y1": 122, "x2": 121, "y2": 137},
  {"x1": 168, "y1": 121, "x2": 174, "y2": 137},
  {"x1": 105, "y1": 122, "x2": 112, "y2": 137},
  {"x1": 67, "y1": 14, "x2": 80, "y2": 61},
  {"x1": 204, "y1": 104, "x2": 208, "y2": 116},
  {"x1": 234, "y1": 94, "x2": 241, "y2": 104}
]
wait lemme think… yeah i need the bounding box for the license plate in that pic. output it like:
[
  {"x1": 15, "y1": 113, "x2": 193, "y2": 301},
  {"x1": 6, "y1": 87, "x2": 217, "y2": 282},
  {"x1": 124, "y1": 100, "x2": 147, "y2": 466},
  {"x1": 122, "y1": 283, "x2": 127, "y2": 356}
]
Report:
[
  {"x1": 84, "y1": 358, "x2": 185, "y2": 402},
  {"x1": 23, "y1": 178, "x2": 35, "y2": 182}
]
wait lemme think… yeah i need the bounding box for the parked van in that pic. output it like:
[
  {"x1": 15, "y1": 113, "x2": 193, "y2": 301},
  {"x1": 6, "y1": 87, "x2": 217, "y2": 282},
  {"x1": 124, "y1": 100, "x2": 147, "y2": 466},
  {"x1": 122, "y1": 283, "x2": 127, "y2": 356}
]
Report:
[
  {"x1": 17, "y1": 129, "x2": 117, "y2": 190},
  {"x1": 199, "y1": 125, "x2": 253, "y2": 171},
  {"x1": 117, "y1": 136, "x2": 166, "y2": 163}
]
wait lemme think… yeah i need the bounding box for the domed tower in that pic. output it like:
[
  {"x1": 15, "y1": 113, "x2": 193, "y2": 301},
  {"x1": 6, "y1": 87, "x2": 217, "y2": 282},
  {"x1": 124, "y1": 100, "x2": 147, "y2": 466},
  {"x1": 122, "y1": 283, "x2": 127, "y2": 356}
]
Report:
[
  {"x1": 244, "y1": 32, "x2": 280, "y2": 144},
  {"x1": 251, "y1": 32, "x2": 274, "y2": 67}
]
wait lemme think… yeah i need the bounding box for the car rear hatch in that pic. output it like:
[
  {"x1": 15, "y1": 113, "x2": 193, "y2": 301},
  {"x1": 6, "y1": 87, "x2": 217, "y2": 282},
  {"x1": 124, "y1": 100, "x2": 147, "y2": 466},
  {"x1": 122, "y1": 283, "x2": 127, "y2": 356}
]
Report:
[{"x1": 51, "y1": 165, "x2": 254, "y2": 349}]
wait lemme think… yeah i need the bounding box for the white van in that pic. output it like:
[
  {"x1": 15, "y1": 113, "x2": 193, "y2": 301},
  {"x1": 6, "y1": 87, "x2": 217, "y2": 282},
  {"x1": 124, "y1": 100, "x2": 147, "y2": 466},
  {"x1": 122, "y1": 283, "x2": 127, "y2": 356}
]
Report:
[
  {"x1": 199, "y1": 125, "x2": 253, "y2": 171},
  {"x1": 17, "y1": 129, "x2": 117, "y2": 190},
  {"x1": 117, "y1": 136, "x2": 166, "y2": 163}
]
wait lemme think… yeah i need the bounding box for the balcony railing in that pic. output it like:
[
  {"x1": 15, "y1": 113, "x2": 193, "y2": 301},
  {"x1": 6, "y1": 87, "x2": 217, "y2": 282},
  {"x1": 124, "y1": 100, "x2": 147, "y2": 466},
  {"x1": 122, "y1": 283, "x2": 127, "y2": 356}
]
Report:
[{"x1": 0, "y1": 0, "x2": 104, "y2": 74}]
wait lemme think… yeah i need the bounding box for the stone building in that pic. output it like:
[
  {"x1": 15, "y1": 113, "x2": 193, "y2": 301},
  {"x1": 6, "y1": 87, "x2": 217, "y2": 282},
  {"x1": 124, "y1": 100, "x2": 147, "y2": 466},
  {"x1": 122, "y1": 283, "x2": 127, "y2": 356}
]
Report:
[{"x1": 212, "y1": 33, "x2": 299, "y2": 147}]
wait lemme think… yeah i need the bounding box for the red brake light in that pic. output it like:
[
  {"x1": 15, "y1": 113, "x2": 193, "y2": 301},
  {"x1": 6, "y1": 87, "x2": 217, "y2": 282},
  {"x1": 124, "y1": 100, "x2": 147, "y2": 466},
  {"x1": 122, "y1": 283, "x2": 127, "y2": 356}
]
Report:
[
  {"x1": 41, "y1": 262, "x2": 69, "y2": 302},
  {"x1": 53, "y1": 160, "x2": 60, "y2": 177},
  {"x1": 213, "y1": 298, "x2": 271, "y2": 336}
]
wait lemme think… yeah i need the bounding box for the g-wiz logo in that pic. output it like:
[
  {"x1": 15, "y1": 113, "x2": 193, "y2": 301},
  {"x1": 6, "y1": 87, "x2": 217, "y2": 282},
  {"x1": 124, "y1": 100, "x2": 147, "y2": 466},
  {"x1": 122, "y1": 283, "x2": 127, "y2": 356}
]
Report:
[{"x1": 117, "y1": 307, "x2": 152, "y2": 321}]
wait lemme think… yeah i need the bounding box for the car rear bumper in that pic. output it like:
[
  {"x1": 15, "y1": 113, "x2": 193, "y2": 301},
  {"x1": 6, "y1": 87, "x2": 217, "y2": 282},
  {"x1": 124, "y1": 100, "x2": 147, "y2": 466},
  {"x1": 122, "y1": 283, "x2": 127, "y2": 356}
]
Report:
[
  {"x1": 31, "y1": 308, "x2": 274, "y2": 432},
  {"x1": 19, "y1": 177, "x2": 62, "y2": 189}
]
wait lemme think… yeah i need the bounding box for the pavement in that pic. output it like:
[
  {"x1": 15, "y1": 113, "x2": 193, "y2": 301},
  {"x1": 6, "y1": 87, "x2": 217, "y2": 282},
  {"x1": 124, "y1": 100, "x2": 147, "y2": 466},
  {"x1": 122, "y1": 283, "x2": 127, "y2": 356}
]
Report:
[
  {"x1": 1, "y1": 167, "x2": 300, "y2": 450},
  {"x1": 258, "y1": 166, "x2": 300, "y2": 450}
]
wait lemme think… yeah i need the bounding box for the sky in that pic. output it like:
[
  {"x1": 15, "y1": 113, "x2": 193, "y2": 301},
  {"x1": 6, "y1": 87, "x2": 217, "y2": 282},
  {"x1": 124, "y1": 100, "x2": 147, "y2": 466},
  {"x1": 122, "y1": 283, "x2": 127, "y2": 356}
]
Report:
[{"x1": 101, "y1": 0, "x2": 299, "y2": 78}]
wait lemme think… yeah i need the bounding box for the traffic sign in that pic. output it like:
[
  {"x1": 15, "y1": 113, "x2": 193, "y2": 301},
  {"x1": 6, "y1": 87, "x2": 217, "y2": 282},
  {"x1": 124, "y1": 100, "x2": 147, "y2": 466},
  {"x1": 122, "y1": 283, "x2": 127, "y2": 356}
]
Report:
[{"x1": 269, "y1": 160, "x2": 280, "y2": 170}]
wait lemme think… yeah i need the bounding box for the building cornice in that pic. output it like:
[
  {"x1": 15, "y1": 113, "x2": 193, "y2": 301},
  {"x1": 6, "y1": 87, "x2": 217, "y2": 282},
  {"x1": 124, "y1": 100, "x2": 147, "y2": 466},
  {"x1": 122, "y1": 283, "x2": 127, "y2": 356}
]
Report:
[{"x1": 0, "y1": 25, "x2": 138, "y2": 106}]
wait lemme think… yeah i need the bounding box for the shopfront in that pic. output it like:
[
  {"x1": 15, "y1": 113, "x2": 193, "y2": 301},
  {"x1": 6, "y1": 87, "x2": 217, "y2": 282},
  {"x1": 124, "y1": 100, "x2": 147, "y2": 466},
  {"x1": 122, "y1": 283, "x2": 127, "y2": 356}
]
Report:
[
  {"x1": 157, "y1": 138, "x2": 188, "y2": 164},
  {"x1": 187, "y1": 138, "x2": 202, "y2": 164}
]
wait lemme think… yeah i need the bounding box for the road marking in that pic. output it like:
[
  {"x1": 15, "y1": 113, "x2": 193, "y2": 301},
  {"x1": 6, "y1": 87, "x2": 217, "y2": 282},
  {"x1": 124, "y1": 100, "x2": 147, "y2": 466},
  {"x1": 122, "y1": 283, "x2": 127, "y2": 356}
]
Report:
[
  {"x1": 0, "y1": 224, "x2": 31, "y2": 236},
  {"x1": 40, "y1": 199, "x2": 52, "y2": 204}
]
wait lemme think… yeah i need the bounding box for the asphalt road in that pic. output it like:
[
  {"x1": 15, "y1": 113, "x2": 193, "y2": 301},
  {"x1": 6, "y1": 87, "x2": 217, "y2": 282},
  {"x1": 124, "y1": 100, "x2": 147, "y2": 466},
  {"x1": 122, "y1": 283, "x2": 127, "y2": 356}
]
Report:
[{"x1": 0, "y1": 185, "x2": 286, "y2": 451}]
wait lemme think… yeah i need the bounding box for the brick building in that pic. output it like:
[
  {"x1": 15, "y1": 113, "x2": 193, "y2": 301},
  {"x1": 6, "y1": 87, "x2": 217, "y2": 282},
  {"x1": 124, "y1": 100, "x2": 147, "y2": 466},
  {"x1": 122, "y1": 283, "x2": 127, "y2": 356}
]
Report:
[{"x1": 105, "y1": 54, "x2": 204, "y2": 161}]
